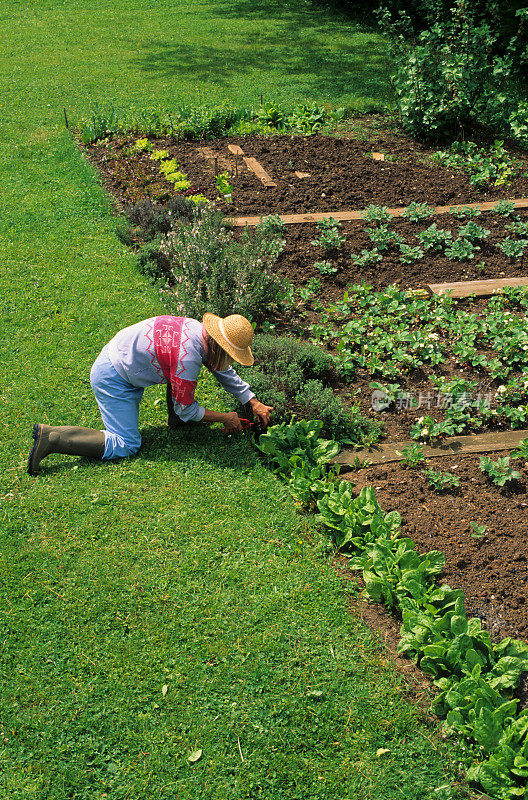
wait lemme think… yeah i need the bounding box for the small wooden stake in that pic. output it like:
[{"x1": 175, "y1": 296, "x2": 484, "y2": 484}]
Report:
[
  {"x1": 214, "y1": 157, "x2": 218, "y2": 176},
  {"x1": 63, "y1": 108, "x2": 69, "y2": 129},
  {"x1": 235, "y1": 154, "x2": 238, "y2": 179}
]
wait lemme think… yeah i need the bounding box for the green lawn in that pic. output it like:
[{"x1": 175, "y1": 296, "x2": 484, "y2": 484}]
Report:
[{"x1": 0, "y1": 2, "x2": 462, "y2": 797}]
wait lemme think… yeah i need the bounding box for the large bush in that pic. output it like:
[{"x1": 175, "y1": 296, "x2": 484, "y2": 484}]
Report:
[{"x1": 377, "y1": 0, "x2": 528, "y2": 142}]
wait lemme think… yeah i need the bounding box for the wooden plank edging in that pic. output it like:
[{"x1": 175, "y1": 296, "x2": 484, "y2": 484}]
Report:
[
  {"x1": 229, "y1": 198, "x2": 528, "y2": 227},
  {"x1": 332, "y1": 429, "x2": 528, "y2": 469},
  {"x1": 428, "y1": 277, "x2": 528, "y2": 298}
]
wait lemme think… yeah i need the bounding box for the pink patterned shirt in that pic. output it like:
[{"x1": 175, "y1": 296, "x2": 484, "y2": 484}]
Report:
[{"x1": 106, "y1": 316, "x2": 254, "y2": 422}]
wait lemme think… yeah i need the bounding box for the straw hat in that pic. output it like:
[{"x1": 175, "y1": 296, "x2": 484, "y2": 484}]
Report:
[{"x1": 203, "y1": 313, "x2": 254, "y2": 366}]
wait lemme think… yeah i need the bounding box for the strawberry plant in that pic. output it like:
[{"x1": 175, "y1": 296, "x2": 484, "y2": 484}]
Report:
[
  {"x1": 398, "y1": 243, "x2": 424, "y2": 263},
  {"x1": 351, "y1": 248, "x2": 382, "y2": 266},
  {"x1": 498, "y1": 237, "x2": 528, "y2": 259},
  {"x1": 479, "y1": 456, "x2": 521, "y2": 487},
  {"x1": 311, "y1": 217, "x2": 346, "y2": 250},
  {"x1": 445, "y1": 238, "x2": 479, "y2": 261},
  {"x1": 423, "y1": 469, "x2": 460, "y2": 492},
  {"x1": 417, "y1": 223, "x2": 452, "y2": 251},
  {"x1": 401, "y1": 442, "x2": 426, "y2": 467},
  {"x1": 360, "y1": 204, "x2": 393, "y2": 225},
  {"x1": 401, "y1": 201, "x2": 434, "y2": 221},
  {"x1": 367, "y1": 225, "x2": 403, "y2": 250},
  {"x1": 450, "y1": 205, "x2": 481, "y2": 220}
]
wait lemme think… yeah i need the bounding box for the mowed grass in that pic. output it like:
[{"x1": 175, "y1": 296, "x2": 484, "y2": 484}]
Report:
[{"x1": 0, "y1": 2, "x2": 462, "y2": 798}]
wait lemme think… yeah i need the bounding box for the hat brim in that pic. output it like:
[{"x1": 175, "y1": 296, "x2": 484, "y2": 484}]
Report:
[{"x1": 203, "y1": 313, "x2": 254, "y2": 366}]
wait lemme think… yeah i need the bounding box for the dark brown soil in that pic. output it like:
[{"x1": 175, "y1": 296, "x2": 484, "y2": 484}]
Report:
[
  {"x1": 274, "y1": 213, "x2": 528, "y2": 303},
  {"x1": 84, "y1": 127, "x2": 528, "y2": 216},
  {"x1": 343, "y1": 452, "x2": 528, "y2": 643}
]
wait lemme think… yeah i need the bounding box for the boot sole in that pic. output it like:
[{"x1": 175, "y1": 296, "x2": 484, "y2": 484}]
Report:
[{"x1": 27, "y1": 424, "x2": 43, "y2": 476}]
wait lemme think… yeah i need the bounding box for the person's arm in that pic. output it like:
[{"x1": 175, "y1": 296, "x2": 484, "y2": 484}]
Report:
[
  {"x1": 201, "y1": 408, "x2": 244, "y2": 433},
  {"x1": 211, "y1": 367, "x2": 273, "y2": 427},
  {"x1": 247, "y1": 397, "x2": 273, "y2": 427}
]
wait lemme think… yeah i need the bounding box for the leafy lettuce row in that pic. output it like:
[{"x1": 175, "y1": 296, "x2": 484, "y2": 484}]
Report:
[{"x1": 256, "y1": 420, "x2": 528, "y2": 799}]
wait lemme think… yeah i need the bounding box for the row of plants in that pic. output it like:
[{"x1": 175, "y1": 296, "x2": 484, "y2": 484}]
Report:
[
  {"x1": 80, "y1": 100, "x2": 348, "y2": 146},
  {"x1": 255, "y1": 418, "x2": 528, "y2": 799},
  {"x1": 308, "y1": 203, "x2": 528, "y2": 272},
  {"x1": 309, "y1": 281, "x2": 528, "y2": 440},
  {"x1": 397, "y1": 440, "x2": 527, "y2": 497}
]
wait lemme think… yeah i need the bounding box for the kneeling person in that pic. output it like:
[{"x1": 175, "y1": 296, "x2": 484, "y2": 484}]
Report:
[{"x1": 28, "y1": 312, "x2": 272, "y2": 476}]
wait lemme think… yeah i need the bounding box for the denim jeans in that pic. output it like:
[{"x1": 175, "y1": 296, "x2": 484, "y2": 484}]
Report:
[{"x1": 90, "y1": 346, "x2": 144, "y2": 459}]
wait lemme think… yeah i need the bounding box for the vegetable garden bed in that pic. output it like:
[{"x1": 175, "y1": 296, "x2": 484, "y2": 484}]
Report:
[{"x1": 84, "y1": 127, "x2": 528, "y2": 645}]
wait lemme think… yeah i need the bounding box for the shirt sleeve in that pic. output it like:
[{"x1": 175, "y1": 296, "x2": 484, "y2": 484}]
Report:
[{"x1": 211, "y1": 366, "x2": 255, "y2": 405}]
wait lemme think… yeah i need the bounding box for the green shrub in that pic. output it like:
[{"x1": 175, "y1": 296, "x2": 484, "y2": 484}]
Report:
[
  {"x1": 225, "y1": 335, "x2": 380, "y2": 443},
  {"x1": 160, "y1": 207, "x2": 288, "y2": 322},
  {"x1": 136, "y1": 243, "x2": 171, "y2": 278},
  {"x1": 125, "y1": 196, "x2": 196, "y2": 242},
  {"x1": 294, "y1": 380, "x2": 381, "y2": 443},
  {"x1": 377, "y1": 0, "x2": 528, "y2": 141}
]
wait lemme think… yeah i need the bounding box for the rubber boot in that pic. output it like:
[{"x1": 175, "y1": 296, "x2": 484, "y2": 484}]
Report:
[
  {"x1": 166, "y1": 383, "x2": 184, "y2": 429},
  {"x1": 27, "y1": 424, "x2": 106, "y2": 476}
]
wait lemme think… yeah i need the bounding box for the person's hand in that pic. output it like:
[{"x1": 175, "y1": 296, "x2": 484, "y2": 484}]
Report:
[
  {"x1": 249, "y1": 398, "x2": 273, "y2": 428},
  {"x1": 222, "y1": 412, "x2": 244, "y2": 434}
]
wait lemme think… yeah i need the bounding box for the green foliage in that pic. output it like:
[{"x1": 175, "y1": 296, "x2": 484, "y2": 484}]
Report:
[
  {"x1": 401, "y1": 442, "x2": 426, "y2": 467},
  {"x1": 314, "y1": 260, "x2": 338, "y2": 275},
  {"x1": 435, "y1": 140, "x2": 520, "y2": 189},
  {"x1": 493, "y1": 200, "x2": 517, "y2": 217},
  {"x1": 294, "y1": 380, "x2": 382, "y2": 444},
  {"x1": 417, "y1": 223, "x2": 452, "y2": 251},
  {"x1": 160, "y1": 207, "x2": 287, "y2": 322},
  {"x1": 229, "y1": 335, "x2": 381, "y2": 444},
  {"x1": 215, "y1": 171, "x2": 233, "y2": 199},
  {"x1": 511, "y1": 438, "x2": 528, "y2": 459},
  {"x1": 423, "y1": 469, "x2": 460, "y2": 492},
  {"x1": 126, "y1": 196, "x2": 196, "y2": 243},
  {"x1": 311, "y1": 217, "x2": 346, "y2": 250},
  {"x1": 450, "y1": 205, "x2": 482, "y2": 220},
  {"x1": 398, "y1": 243, "x2": 424, "y2": 263},
  {"x1": 360, "y1": 204, "x2": 394, "y2": 225},
  {"x1": 498, "y1": 237, "x2": 528, "y2": 259},
  {"x1": 352, "y1": 247, "x2": 383, "y2": 266},
  {"x1": 479, "y1": 456, "x2": 522, "y2": 487},
  {"x1": 377, "y1": 0, "x2": 528, "y2": 141},
  {"x1": 445, "y1": 238, "x2": 479, "y2": 261},
  {"x1": 401, "y1": 202, "x2": 435, "y2": 221},
  {"x1": 368, "y1": 225, "x2": 403, "y2": 250},
  {"x1": 258, "y1": 214, "x2": 286, "y2": 235}
]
